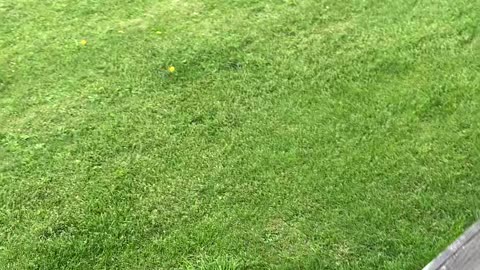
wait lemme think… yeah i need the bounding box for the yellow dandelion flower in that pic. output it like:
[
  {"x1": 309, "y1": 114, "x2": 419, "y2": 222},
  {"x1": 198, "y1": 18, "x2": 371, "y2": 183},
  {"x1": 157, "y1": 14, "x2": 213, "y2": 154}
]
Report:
[
  {"x1": 80, "y1": 39, "x2": 88, "y2": 46},
  {"x1": 168, "y1": 66, "x2": 175, "y2": 73}
]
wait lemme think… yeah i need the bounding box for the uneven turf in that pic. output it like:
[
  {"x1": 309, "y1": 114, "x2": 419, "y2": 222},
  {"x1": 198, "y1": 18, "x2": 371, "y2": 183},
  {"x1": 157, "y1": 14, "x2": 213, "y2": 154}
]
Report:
[{"x1": 1, "y1": 0, "x2": 480, "y2": 269}]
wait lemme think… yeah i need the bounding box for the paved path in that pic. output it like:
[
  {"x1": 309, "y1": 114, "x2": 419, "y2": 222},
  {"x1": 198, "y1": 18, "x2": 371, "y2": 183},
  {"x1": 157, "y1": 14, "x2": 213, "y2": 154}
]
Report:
[{"x1": 424, "y1": 221, "x2": 480, "y2": 270}]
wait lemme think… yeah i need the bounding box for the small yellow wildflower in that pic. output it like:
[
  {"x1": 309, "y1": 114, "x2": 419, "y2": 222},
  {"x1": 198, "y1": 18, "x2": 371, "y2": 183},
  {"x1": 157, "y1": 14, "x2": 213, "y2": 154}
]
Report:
[
  {"x1": 80, "y1": 39, "x2": 88, "y2": 46},
  {"x1": 168, "y1": 66, "x2": 175, "y2": 73},
  {"x1": 118, "y1": 30, "x2": 125, "y2": 33},
  {"x1": 156, "y1": 31, "x2": 162, "y2": 34}
]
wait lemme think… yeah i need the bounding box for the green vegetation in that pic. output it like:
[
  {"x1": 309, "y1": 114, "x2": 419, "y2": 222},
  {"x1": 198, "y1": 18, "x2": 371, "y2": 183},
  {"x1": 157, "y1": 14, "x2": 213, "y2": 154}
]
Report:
[{"x1": 1, "y1": 0, "x2": 479, "y2": 269}]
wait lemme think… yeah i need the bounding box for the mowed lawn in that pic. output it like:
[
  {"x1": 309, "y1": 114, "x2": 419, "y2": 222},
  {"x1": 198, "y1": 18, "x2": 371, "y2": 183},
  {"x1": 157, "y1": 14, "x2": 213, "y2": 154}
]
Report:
[{"x1": 1, "y1": 0, "x2": 480, "y2": 269}]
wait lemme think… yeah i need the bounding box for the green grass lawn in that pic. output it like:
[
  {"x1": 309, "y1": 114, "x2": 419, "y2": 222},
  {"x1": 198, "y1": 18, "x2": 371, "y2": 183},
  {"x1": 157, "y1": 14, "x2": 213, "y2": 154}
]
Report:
[{"x1": 1, "y1": 0, "x2": 480, "y2": 269}]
